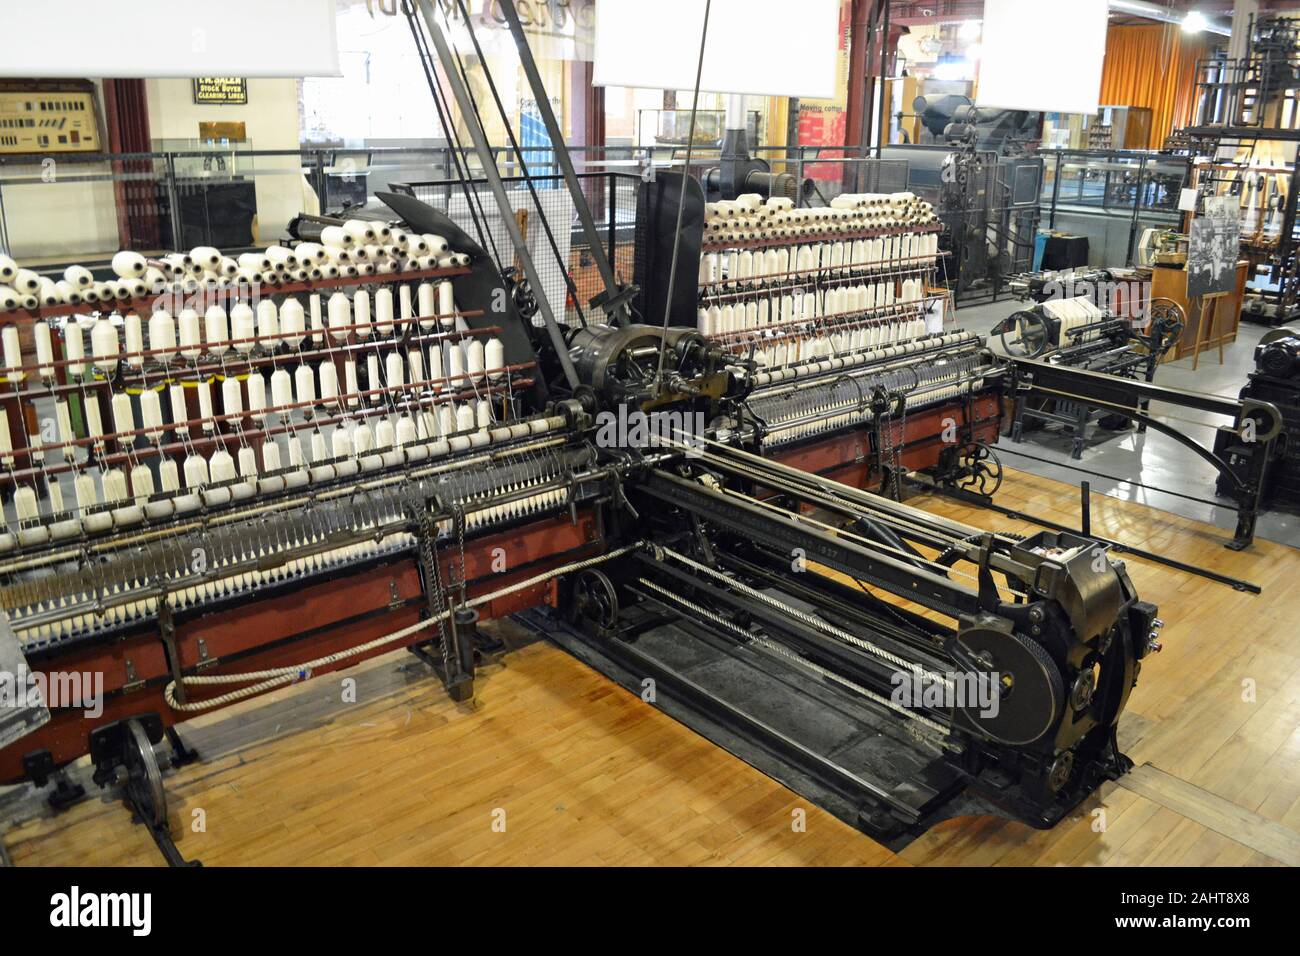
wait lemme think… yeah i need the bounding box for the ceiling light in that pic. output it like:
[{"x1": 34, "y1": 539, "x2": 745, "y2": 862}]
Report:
[{"x1": 1182, "y1": 11, "x2": 1208, "y2": 34}]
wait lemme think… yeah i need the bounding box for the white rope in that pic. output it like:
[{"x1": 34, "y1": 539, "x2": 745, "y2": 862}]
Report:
[{"x1": 164, "y1": 543, "x2": 640, "y2": 712}]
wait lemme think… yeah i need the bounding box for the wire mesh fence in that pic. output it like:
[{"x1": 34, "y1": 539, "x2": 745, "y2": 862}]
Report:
[{"x1": 392, "y1": 171, "x2": 641, "y2": 329}]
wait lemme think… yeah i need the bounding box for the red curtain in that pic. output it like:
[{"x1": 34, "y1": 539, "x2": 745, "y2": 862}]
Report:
[{"x1": 102, "y1": 79, "x2": 162, "y2": 251}]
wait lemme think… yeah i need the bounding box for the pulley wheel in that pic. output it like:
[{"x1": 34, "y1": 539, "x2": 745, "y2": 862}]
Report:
[
  {"x1": 952, "y1": 628, "x2": 1064, "y2": 746},
  {"x1": 123, "y1": 718, "x2": 167, "y2": 828},
  {"x1": 1000, "y1": 310, "x2": 1050, "y2": 358},
  {"x1": 571, "y1": 569, "x2": 620, "y2": 630},
  {"x1": 955, "y1": 441, "x2": 1003, "y2": 496}
]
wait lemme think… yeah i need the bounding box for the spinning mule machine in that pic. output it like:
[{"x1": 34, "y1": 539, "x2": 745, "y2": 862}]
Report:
[{"x1": 0, "y1": 0, "x2": 1282, "y2": 862}]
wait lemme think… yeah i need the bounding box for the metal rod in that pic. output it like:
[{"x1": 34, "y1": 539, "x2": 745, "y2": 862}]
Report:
[
  {"x1": 497, "y1": 0, "x2": 625, "y2": 323},
  {"x1": 413, "y1": 0, "x2": 579, "y2": 390},
  {"x1": 914, "y1": 475, "x2": 1261, "y2": 595}
]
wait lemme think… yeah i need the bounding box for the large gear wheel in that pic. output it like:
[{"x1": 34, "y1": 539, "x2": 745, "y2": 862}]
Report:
[{"x1": 951, "y1": 627, "x2": 1065, "y2": 746}]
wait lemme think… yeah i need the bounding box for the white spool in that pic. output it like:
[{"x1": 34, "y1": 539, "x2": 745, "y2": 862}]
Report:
[
  {"x1": 426, "y1": 343, "x2": 443, "y2": 389},
  {"x1": 343, "y1": 219, "x2": 377, "y2": 244},
  {"x1": 437, "y1": 281, "x2": 456, "y2": 328},
  {"x1": 375, "y1": 288, "x2": 395, "y2": 336},
  {"x1": 204, "y1": 305, "x2": 229, "y2": 355},
  {"x1": 62, "y1": 264, "x2": 93, "y2": 289},
  {"x1": 74, "y1": 471, "x2": 99, "y2": 513},
  {"x1": 183, "y1": 309, "x2": 207, "y2": 360},
  {"x1": 271, "y1": 369, "x2": 293, "y2": 409},
  {"x1": 230, "y1": 303, "x2": 256, "y2": 354},
  {"x1": 91, "y1": 316, "x2": 118, "y2": 371},
  {"x1": 111, "y1": 250, "x2": 147, "y2": 279},
  {"x1": 367, "y1": 355, "x2": 381, "y2": 403},
  {"x1": 321, "y1": 226, "x2": 353, "y2": 249},
  {"x1": 385, "y1": 352, "x2": 405, "y2": 390},
  {"x1": 2, "y1": 326, "x2": 23, "y2": 382},
  {"x1": 184, "y1": 454, "x2": 210, "y2": 488},
  {"x1": 262, "y1": 440, "x2": 282, "y2": 472},
  {"x1": 160, "y1": 457, "x2": 180, "y2": 493},
  {"x1": 257, "y1": 299, "x2": 280, "y2": 349},
  {"x1": 111, "y1": 392, "x2": 136, "y2": 440},
  {"x1": 33, "y1": 321, "x2": 54, "y2": 377},
  {"x1": 280, "y1": 298, "x2": 305, "y2": 347},
  {"x1": 14, "y1": 485, "x2": 38, "y2": 521},
  {"x1": 210, "y1": 450, "x2": 237, "y2": 484},
  {"x1": 190, "y1": 246, "x2": 222, "y2": 271},
  {"x1": 446, "y1": 342, "x2": 465, "y2": 386},
  {"x1": 455, "y1": 403, "x2": 475, "y2": 433},
  {"x1": 309, "y1": 294, "x2": 324, "y2": 345},
  {"x1": 327, "y1": 292, "x2": 351, "y2": 342},
  {"x1": 344, "y1": 359, "x2": 359, "y2": 409},
  {"x1": 222, "y1": 377, "x2": 243, "y2": 420},
  {"x1": 247, "y1": 372, "x2": 268, "y2": 422},
  {"x1": 131, "y1": 464, "x2": 155, "y2": 503},
  {"x1": 466, "y1": 338, "x2": 485, "y2": 382},
  {"x1": 141, "y1": 388, "x2": 164, "y2": 440},
  {"x1": 319, "y1": 361, "x2": 340, "y2": 407},
  {"x1": 485, "y1": 337, "x2": 504, "y2": 381},
  {"x1": 295, "y1": 364, "x2": 317, "y2": 407},
  {"x1": 147, "y1": 309, "x2": 176, "y2": 363},
  {"x1": 197, "y1": 379, "x2": 214, "y2": 431},
  {"x1": 238, "y1": 446, "x2": 258, "y2": 479},
  {"x1": 354, "y1": 290, "x2": 371, "y2": 339},
  {"x1": 398, "y1": 284, "x2": 413, "y2": 326},
  {"x1": 169, "y1": 384, "x2": 189, "y2": 437},
  {"x1": 417, "y1": 283, "x2": 436, "y2": 330}
]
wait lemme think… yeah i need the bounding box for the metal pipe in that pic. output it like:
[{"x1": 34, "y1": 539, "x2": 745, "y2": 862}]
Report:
[{"x1": 1108, "y1": 1, "x2": 1232, "y2": 37}]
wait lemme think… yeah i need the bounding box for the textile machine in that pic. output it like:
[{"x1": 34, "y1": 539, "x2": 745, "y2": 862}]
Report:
[{"x1": 0, "y1": 0, "x2": 1278, "y2": 864}]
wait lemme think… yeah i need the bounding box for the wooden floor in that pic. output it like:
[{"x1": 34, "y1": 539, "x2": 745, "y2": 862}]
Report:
[{"x1": 3, "y1": 467, "x2": 1299, "y2": 866}]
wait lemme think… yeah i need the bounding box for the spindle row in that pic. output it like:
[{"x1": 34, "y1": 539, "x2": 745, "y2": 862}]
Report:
[{"x1": 700, "y1": 234, "x2": 940, "y2": 290}]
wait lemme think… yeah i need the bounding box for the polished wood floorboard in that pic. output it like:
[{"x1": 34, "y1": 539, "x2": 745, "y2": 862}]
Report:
[{"x1": 3, "y1": 468, "x2": 1298, "y2": 866}]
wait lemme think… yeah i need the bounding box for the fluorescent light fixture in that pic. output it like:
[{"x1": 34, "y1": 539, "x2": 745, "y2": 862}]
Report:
[
  {"x1": 0, "y1": 0, "x2": 340, "y2": 78},
  {"x1": 1182, "y1": 11, "x2": 1208, "y2": 34},
  {"x1": 593, "y1": 0, "x2": 841, "y2": 99},
  {"x1": 976, "y1": 0, "x2": 1108, "y2": 114}
]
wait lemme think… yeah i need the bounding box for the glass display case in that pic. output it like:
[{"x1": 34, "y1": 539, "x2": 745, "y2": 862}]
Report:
[
  {"x1": 152, "y1": 138, "x2": 257, "y2": 179},
  {"x1": 1041, "y1": 149, "x2": 1188, "y2": 215},
  {"x1": 1038, "y1": 149, "x2": 1191, "y2": 266}
]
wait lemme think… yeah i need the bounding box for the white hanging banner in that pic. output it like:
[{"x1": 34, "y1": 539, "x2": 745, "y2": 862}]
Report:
[
  {"x1": 0, "y1": 0, "x2": 341, "y2": 78},
  {"x1": 976, "y1": 0, "x2": 1109, "y2": 115},
  {"x1": 593, "y1": 0, "x2": 841, "y2": 99}
]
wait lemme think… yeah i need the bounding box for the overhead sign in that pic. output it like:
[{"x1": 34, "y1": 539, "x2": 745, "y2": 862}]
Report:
[
  {"x1": 976, "y1": 0, "x2": 1108, "y2": 115},
  {"x1": 593, "y1": 0, "x2": 840, "y2": 99},
  {"x1": 193, "y1": 78, "x2": 248, "y2": 105},
  {"x1": 0, "y1": 0, "x2": 340, "y2": 78}
]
